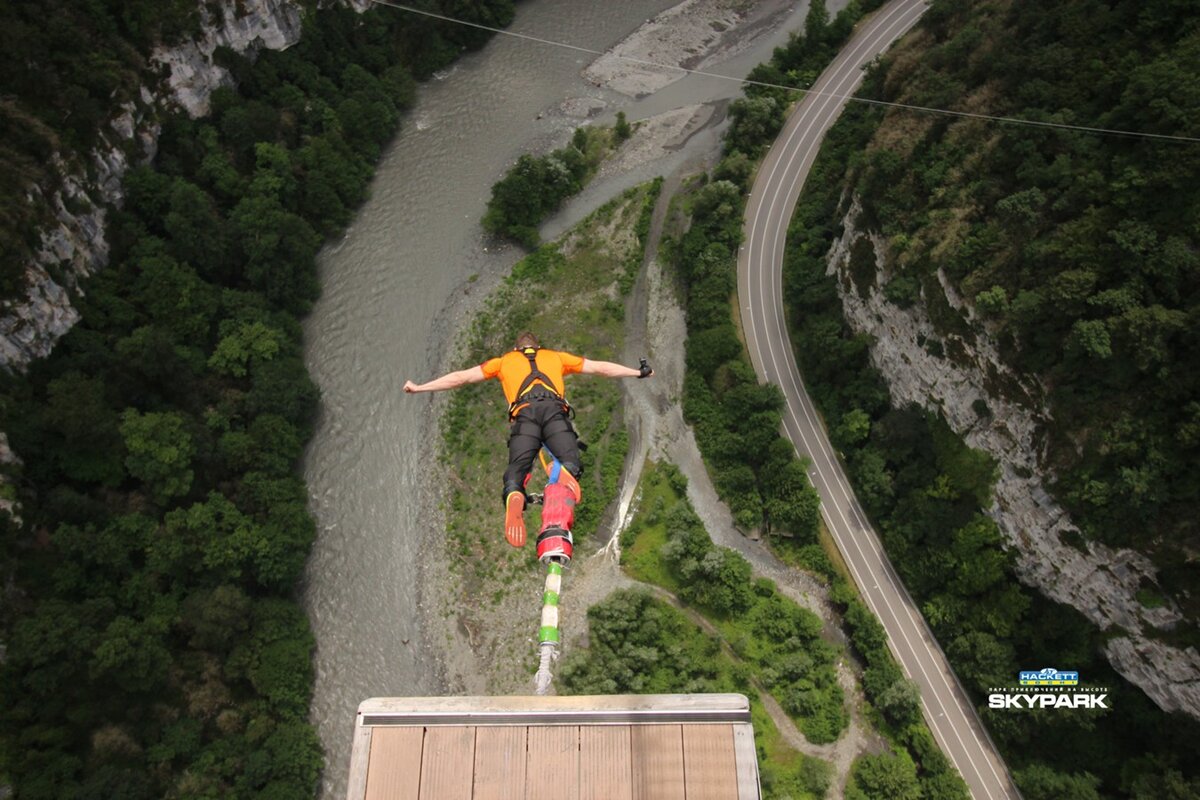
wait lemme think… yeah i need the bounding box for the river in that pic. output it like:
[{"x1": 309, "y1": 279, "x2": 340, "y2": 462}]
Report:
[{"x1": 300, "y1": 1, "x2": 827, "y2": 795}]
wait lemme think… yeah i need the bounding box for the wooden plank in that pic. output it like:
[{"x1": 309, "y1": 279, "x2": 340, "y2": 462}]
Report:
[
  {"x1": 527, "y1": 725, "x2": 579, "y2": 800},
  {"x1": 419, "y1": 726, "x2": 476, "y2": 800},
  {"x1": 364, "y1": 727, "x2": 423, "y2": 800},
  {"x1": 732, "y1": 724, "x2": 761, "y2": 800},
  {"x1": 580, "y1": 726, "x2": 633, "y2": 800},
  {"x1": 631, "y1": 725, "x2": 685, "y2": 800},
  {"x1": 473, "y1": 726, "x2": 528, "y2": 800},
  {"x1": 682, "y1": 725, "x2": 738, "y2": 800},
  {"x1": 346, "y1": 724, "x2": 373, "y2": 800}
]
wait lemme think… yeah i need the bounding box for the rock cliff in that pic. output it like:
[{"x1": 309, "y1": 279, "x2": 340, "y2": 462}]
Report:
[
  {"x1": 0, "y1": 0, "x2": 337, "y2": 370},
  {"x1": 151, "y1": 0, "x2": 304, "y2": 118},
  {"x1": 827, "y1": 198, "x2": 1200, "y2": 719}
]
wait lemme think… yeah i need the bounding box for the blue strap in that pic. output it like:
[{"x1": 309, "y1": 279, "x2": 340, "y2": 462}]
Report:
[{"x1": 542, "y1": 447, "x2": 563, "y2": 485}]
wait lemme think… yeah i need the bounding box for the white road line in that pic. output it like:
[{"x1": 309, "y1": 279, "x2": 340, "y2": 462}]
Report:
[
  {"x1": 735, "y1": 1, "x2": 1018, "y2": 797},
  {"x1": 748, "y1": 7, "x2": 993, "y2": 789}
]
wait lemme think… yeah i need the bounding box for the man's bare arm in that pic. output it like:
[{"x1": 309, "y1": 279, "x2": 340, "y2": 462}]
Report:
[
  {"x1": 404, "y1": 365, "x2": 488, "y2": 393},
  {"x1": 579, "y1": 359, "x2": 652, "y2": 379}
]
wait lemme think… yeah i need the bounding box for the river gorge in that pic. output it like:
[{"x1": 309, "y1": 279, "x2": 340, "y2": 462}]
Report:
[{"x1": 296, "y1": 1, "x2": 828, "y2": 794}]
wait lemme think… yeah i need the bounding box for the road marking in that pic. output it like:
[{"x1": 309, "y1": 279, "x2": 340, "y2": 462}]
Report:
[{"x1": 734, "y1": 1, "x2": 1016, "y2": 797}]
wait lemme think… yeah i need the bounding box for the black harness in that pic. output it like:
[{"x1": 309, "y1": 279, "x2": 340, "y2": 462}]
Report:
[{"x1": 507, "y1": 347, "x2": 571, "y2": 420}]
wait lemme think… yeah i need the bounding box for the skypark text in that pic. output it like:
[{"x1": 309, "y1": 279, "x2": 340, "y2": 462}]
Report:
[{"x1": 987, "y1": 692, "x2": 1108, "y2": 709}]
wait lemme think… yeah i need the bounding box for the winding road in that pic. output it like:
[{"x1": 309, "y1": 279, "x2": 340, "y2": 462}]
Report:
[{"x1": 736, "y1": 1, "x2": 1022, "y2": 797}]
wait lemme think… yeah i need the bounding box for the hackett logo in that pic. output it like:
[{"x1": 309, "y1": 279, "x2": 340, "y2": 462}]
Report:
[{"x1": 1018, "y1": 667, "x2": 1079, "y2": 686}]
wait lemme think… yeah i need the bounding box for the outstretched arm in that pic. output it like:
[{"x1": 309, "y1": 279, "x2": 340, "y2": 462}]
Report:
[
  {"x1": 404, "y1": 365, "x2": 488, "y2": 394},
  {"x1": 579, "y1": 358, "x2": 652, "y2": 379}
]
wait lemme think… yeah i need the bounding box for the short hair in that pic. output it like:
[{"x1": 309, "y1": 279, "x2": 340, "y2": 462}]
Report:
[{"x1": 514, "y1": 332, "x2": 539, "y2": 349}]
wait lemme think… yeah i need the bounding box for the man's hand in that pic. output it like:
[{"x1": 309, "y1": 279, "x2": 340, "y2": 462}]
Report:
[
  {"x1": 637, "y1": 358, "x2": 654, "y2": 379},
  {"x1": 403, "y1": 366, "x2": 486, "y2": 394},
  {"x1": 579, "y1": 358, "x2": 652, "y2": 379}
]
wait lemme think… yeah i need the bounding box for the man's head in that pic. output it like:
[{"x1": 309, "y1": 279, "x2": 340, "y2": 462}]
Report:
[{"x1": 514, "y1": 332, "x2": 539, "y2": 350}]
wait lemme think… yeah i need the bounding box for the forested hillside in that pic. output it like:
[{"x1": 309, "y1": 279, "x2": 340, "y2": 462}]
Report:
[
  {"x1": 0, "y1": 1, "x2": 199, "y2": 296},
  {"x1": 777, "y1": 0, "x2": 1200, "y2": 796},
  {"x1": 0, "y1": 1, "x2": 513, "y2": 796},
  {"x1": 845, "y1": 0, "x2": 1199, "y2": 600}
]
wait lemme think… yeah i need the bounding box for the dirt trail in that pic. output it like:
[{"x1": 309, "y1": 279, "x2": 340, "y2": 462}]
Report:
[
  {"x1": 421, "y1": 1, "x2": 889, "y2": 788},
  {"x1": 595, "y1": 166, "x2": 886, "y2": 794}
]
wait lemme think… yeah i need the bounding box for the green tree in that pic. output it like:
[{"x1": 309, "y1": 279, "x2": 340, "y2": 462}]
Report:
[
  {"x1": 119, "y1": 408, "x2": 194, "y2": 503},
  {"x1": 614, "y1": 111, "x2": 632, "y2": 141},
  {"x1": 164, "y1": 178, "x2": 230, "y2": 279},
  {"x1": 1014, "y1": 764, "x2": 1102, "y2": 800},
  {"x1": 130, "y1": 255, "x2": 219, "y2": 341},
  {"x1": 1068, "y1": 319, "x2": 1112, "y2": 360},
  {"x1": 89, "y1": 614, "x2": 172, "y2": 694},
  {"x1": 229, "y1": 194, "x2": 320, "y2": 313},
  {"x1": 804, "y1": 0, "x2": 830, "y2": 42},
  {"x1": 682, "y1": 548, "x2": 755, "y2": 615},
  {"x1": 945, "y1": 631, "x2": 1015, "y2": 693},
  {"x1": 38, "y1": 371, "x2": 126, "y2": 486},
  {"x1": 558, "y1": 590, "x2": 721, "y2": 695},
  {"x1": 836, "y1": 408, "x2": 872, "y2": 445},
  {"x1": 209, "y1": 320, "x2": 285, "y2": 377},
  {"x1": 248, "y1": 141, "x2": 298, "y2": 206},
  {"x1": 712, "y1": 150, "x2": 753, "y2": 189},
  {"x1": 876, "y1": 676, "x2": 922, "y2": 727},
  {"x1": 974, "y1": 285, "x2": 1008, "y2": 315},
  {"x1": 181, "y1": 584, "x2": 252, "y2": 651},
  {"x1": 1128, "y1": 768, "x2": 1200, "y2": 800},
  {"x1": 847, "y1": 751, "x2": 921, "y2": 800},
  {"x1": 762, "y1": 457, "x2": 820, "y2": 538}
]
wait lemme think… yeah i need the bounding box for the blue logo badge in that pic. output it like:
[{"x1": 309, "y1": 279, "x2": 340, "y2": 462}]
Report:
[{"x1": 1019, "y1": 667, "x2": 1079, "y2": 686}]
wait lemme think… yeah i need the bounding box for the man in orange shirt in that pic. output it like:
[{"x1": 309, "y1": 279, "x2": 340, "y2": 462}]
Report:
[{"x1": 404, "y1": 332, "x2": 652, "y2": 546}]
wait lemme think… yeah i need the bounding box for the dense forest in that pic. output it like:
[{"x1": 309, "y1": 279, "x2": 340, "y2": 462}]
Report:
[
  {"x1": 568, "y1": 461, "x2": 967, "y2": 799},
  {"x1": 0, "y1": 1, "x2": 515, "y2": 796},
  {"x1": 776, "y1": 0, "x2": 1200, "y2": 797},
  {"x1": 841, "y1": 0, "x2": 1200, "y2": 607},
  {"x1": 669, "y1": 0, "x2": 892, "y2": 540},
  {"x1": 667, "y1": 0, "x2": 974, "y2": 794},
  {"x1": 667, "y1": 0, "x2": 1200, "y2": 796}
]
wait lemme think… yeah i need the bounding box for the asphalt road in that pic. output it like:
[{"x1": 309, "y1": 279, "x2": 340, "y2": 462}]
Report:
[{"x1": 735, "y1": 1, "x2": 1022, "y2": 797}]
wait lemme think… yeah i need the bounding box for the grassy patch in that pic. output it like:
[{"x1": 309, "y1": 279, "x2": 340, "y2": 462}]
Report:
[
  {"x1": 439, "y1": 183, "x2": 659, "y2": 662},
  {"x1": 619, "y1": 461, "x2": 848, "y2": 745},
  {"x1": 560, "y1": 587, "x2": 831, "y2": 799},
  {"x1": 1136, "y1": 584, "x2": 1167, "y2": 610}
]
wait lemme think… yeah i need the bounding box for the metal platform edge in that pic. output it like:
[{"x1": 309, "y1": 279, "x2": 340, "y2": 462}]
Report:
[{"x1": 356, "y1": 693, "x2": 752, "y2": 727}]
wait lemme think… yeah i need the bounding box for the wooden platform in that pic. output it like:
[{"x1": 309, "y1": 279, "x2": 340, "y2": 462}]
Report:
[{"x1": 347, "y1": 694, "x2": 760, "y2": 800}]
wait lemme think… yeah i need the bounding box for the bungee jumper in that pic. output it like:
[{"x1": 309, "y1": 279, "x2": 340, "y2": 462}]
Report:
[
  {"x1": 404, "y1": 331, "x2": 653, "y2": 546},
  {"x1": 406, "y1": 332, "x2": 652, "y2": 693}
]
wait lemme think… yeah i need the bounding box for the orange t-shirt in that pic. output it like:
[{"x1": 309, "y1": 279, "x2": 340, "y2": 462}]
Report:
[{"x1": 480, "y1": 348, "x2": 585, "y2": 406}]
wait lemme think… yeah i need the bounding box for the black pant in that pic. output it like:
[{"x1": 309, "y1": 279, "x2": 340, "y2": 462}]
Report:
[{"x1": 503, "y1": 400, "x2": 582, "y2": 501}]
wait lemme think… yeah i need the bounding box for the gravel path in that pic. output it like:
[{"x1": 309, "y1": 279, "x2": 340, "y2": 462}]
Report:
[
  {"x1": 608, "y1": 173, "x2": 886, "y2": 795},
  {"x1": 425, "y1": 0, "x2": 890, "y2": 789}
]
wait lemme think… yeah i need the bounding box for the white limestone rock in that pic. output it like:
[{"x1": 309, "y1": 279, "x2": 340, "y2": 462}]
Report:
[
  {"x1": 2, "y1": 0, "x2": 365, "y2": 370},
  {"x1": 826, "y1": 197, "x2": 1200, "y2": 719},
  {"x1": 151, "y1": 0, "x2": 305, "y2": 117},
  {"x1": 1105, "y1": 636, "x2": 1200, "y2": 716},
  {"x1": 0, "y1": 267, "x2": 81, "y2": 367},
  {"x1": 0, "y1": 432, "x2": 21, "y2": 523}
]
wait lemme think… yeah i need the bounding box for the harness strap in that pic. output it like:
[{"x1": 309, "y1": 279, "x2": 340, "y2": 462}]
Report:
[
  {"x1": 507, "y1": 347, "x2": 567, "y2": 419},
  {"x1": 540, "y1": 416, "x2": 573, "y2": 438},
  {"x1": 510, "y1": 419, "x2": 543, "y2": 439}
]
